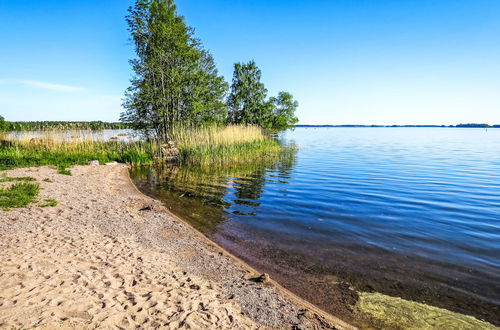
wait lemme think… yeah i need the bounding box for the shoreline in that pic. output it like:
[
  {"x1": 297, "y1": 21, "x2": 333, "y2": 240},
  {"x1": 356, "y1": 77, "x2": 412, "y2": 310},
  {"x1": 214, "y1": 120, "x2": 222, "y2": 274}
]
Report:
[
  {"x1": 130, "y1": 164, "x2": 500, "y2": 329},
  {"x1": 125, "y1": 165, "x2": 355, "y2": 329},
  {"x1": 0, "y1": 164, "x2": 352, "y2": 329}
]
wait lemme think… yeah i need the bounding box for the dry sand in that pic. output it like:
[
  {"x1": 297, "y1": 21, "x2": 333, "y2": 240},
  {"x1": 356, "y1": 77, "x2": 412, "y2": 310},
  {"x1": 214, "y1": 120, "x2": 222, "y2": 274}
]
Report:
[{"x1": 0, "y1": 165, "x2": 353, "y2": 329}]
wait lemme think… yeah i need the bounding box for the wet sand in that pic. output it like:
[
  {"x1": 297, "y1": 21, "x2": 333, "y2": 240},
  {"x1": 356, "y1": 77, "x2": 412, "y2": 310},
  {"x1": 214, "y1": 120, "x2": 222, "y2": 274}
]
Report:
[{"x1": 0, "y1": 165, "x2": 351, "y2": 329}]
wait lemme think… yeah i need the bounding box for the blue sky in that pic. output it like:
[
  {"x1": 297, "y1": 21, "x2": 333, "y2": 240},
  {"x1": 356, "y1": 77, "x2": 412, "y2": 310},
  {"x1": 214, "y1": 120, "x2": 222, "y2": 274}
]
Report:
[{"x1": 1, "y1": 0, "x2": 499, "y2": 124}]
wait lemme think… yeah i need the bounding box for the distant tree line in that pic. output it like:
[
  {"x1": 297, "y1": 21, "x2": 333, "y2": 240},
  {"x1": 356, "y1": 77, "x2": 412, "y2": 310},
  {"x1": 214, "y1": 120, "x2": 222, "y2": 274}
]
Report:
[
  {"x1": 120, "y1": 0, "x2": 298, "y2": 141},
  {"x1": 455, "y1": 123, "x2": 495, "y2": 128},
  {"x1": 0, "y1": 118, "x2": 132, "y2": 131}
]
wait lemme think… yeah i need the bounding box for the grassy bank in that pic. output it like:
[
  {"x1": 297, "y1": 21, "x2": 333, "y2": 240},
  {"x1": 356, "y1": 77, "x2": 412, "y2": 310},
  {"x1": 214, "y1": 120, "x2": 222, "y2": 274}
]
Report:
[
  {"x1": 0, "y1": 137, "x2": 154, "y2": 172},
  {"x1": 0, "y1": 125, "x2": 285, "y2": 170}
]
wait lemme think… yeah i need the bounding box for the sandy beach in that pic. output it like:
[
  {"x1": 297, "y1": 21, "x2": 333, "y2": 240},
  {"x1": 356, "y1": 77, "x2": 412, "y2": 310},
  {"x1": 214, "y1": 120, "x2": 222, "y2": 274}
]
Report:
[{"x1": 0, "y1": 164, "x2": 351, "y2": 329}]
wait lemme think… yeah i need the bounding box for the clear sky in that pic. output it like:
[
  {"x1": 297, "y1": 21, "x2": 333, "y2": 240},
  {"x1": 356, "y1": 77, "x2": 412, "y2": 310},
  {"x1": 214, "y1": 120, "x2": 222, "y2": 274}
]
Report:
[{"x1": 1, "y1": 0, "x2": 499, "y2": 125}]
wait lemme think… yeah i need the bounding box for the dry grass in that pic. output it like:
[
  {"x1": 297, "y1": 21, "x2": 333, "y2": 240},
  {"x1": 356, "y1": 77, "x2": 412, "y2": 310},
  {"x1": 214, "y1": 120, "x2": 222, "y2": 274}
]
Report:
[{"x1": 170, "y1": 125, "x2": 267, "y2": 148}]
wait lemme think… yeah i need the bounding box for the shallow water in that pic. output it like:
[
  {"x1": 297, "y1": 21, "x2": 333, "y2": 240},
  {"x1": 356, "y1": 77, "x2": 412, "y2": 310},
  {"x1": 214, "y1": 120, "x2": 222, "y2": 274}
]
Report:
[{"x1": 131, "y1": 127, "x2": 500, "y2": 326}]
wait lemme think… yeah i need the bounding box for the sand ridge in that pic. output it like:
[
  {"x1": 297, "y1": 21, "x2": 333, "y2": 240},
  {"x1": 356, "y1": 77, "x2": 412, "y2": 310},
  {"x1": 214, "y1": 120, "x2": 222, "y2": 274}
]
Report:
[{"x1": 0, "y1": 165, "x2": 351, "y2": 329}]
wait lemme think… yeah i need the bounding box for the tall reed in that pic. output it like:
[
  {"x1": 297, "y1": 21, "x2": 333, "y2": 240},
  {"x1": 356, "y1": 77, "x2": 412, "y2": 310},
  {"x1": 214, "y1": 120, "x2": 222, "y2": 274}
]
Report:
[
  {"x1": 0, "y1": 125, "x2": 285, "y2": 169},
  {"x1": 0, "y1": 129, "x2": 154, "y2": 170},
  {"x1": 170, "y1": 124, "x2": 267, "y2": 147},
  {"x1": 168, "y1": 125, "x2": 283, "y2": 166}
]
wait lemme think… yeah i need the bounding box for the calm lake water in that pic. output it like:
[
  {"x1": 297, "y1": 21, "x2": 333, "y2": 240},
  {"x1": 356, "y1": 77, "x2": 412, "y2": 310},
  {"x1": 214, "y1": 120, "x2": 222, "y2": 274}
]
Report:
[{"x1": 131, "y1": 127, "x2": 500, "y2": 325}]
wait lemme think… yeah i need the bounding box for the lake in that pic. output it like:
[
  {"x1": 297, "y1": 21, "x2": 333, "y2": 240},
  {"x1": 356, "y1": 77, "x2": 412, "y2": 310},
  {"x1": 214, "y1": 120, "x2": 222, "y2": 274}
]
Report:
[{"x1": 130, "y1": 127, "x2": 500, "y2": 326}]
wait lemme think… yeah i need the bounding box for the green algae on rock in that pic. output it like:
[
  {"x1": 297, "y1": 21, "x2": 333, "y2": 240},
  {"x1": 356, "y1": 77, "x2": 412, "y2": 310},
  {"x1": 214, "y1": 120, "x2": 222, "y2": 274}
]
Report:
[{"x1": 355, "y1": 292, "x2": 497, "y2": 329}]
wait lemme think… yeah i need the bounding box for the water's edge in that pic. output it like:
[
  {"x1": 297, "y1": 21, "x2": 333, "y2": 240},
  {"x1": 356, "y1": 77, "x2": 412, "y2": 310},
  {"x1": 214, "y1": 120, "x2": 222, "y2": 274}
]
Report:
[
  {"x1": 129, "y1": 127, "x2": 500, "y2": 327},
  {"x1": 125, "y1": 167, "x2": 357, "y2": 329},
  {"x1": 131, "y1": 168, "x2": 499, "y2": 328}
]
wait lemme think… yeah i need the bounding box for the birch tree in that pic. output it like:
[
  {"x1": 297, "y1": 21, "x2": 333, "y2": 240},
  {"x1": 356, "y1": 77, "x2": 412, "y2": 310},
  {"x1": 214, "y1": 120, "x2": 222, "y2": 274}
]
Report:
[{"x1": 121, "y1": 0, "x2": 228, "y2": 140}]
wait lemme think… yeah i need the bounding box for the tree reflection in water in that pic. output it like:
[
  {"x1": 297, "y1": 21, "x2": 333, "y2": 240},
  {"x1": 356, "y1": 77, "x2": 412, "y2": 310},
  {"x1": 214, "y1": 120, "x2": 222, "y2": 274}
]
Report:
[{"x1": 130, "y1": 146, "x2": 297, "y2": 234}]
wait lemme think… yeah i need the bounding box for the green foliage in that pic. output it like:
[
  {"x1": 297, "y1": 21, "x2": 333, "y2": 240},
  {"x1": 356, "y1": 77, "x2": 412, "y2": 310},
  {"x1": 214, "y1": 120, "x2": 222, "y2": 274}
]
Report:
[
  {"x1": 178, "y1": 139, "x2": 284, "y2": 167},
  {"x1": 0, "y1": 115, "x2": 6, "y2": 131},
  {"x1": 268, "y1": 92, "x2": 299, "y2": 131},
  {"x1": 227, "y1": 61, "x2": 269, "y2": 126},
  {"x1": 39, "y1": 198, "x2": 58, "y2": 207},
  {"x1": 121, "y1": 0, "x2": 228, "y2": 140},
  {"x1": 57, "y1": 167, "x2": 72, "y2": 175},
  {"x1": 0, "y1": 175, "x2": 35, "y2": 183},
  {"x1": 227, "y1": 61, "x2": 298, "y2": 131},
  {"x1": 0, "y1": 142, "x2": 154, "y2": 171},
  {"x1": 121, "y1": 1, "x2": 299, "y2": 135},
  {"x1": 0, "y1": 182, "x2": 40, "y2": 210}
]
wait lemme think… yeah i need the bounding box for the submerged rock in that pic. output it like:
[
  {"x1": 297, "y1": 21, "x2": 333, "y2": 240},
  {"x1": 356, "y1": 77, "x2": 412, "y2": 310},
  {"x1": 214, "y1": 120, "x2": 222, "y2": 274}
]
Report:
[{"x1": 355, "y1": 292, "x2": 497, "y2": 329}]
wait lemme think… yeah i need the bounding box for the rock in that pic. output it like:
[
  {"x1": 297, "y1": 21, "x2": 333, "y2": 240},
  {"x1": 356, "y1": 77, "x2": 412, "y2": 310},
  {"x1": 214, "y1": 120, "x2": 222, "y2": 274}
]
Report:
[
  {"x1": 298, "y1": 309, "x2": 314, "y2": 319},
  {"x1": 88, "y1": 160, "x2": 99, "y2": 166},
  {"x1": 105, "y1": 161, "x2": 118, "y2": 166},
  {"x1": 256, "y1": 273, "x2": 270, "y2": 284},
  {"x1": 160, "y1": 141, "x2": 180, "y2": 162}
]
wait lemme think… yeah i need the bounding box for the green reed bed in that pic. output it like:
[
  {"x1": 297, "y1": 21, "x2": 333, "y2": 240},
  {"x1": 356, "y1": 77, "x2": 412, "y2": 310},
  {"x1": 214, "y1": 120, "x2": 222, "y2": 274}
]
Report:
[
  {"x1": 178, "y1": 139, "x2": 284, "y2": 166},
  {"x1": 0, "y1": 140, "x2": 154, "y2": 171},
  {"x1": 0, "y1": 126, "x2": 286, "y2": 209},
  {"x1": 170, "y1": 125, "x2": 287, "y2": 166},
  {"x1": 0, "y1": 125, "x2": 286, "y2": 170}
]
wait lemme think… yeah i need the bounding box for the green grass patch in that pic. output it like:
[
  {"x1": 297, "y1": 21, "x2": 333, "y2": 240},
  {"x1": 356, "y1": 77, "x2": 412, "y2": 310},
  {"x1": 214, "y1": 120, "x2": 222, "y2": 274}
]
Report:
[
  {"x1": 0, "y1": 182, "x2": 40, "y2": 210},
  {"x1": 57, "y1": 166, "x2": 72, "y2": 175},
  {"x1": 0, "y1": 175, "x2": 35, "y2": 183},
  {"x1": 0, "y1": 142, "x2": 154, "y2": 171},
  {"x1": 39, "y1": 198, "x2": 58, "y2": 207}
]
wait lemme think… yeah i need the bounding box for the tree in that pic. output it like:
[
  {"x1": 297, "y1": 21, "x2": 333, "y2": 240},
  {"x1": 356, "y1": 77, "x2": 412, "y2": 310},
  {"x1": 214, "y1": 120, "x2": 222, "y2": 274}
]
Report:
[
  {"x1": 227, "y1": 61, "x2": 299, "y2": 131},
  {"x1": 227, "y1": 61, "x2": 270, "y2": 126},
  {"x1": 121, "y1": 0, "x2": 228, "y2": 141},
  {"x1": 185, "y1": 49, "x2": 228, "y2": 124},
  {"x1": 0, "y1": 115, "x2": 6, "y2": 131},
  {"x1": 268, "y1": 92, "x2": 299, "y2": 131}
]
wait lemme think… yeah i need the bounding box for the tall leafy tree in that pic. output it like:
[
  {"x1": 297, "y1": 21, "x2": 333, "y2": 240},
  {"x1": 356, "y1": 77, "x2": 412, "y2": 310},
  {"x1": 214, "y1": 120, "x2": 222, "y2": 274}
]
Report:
[
  {"x1": 227, "y1": 61, "x2": 270, "y2": 126},
  {"x1": 121, "y1": 0, "x2": 228, "y2": 140},
  {"x1": 268, "y1": 92, "x2": 299, "y2": 131},
  {"x1": 0, "y1": 115, "x2": 6, "y2": 131},
  {"x1": 228, "y1": 61, "x2": 299, "y2": 131}
]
